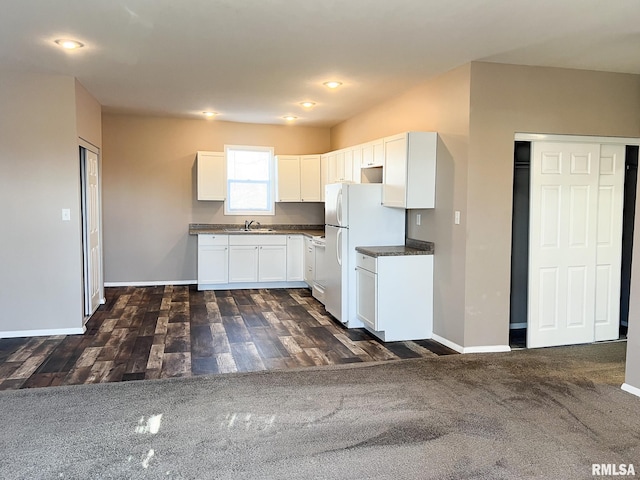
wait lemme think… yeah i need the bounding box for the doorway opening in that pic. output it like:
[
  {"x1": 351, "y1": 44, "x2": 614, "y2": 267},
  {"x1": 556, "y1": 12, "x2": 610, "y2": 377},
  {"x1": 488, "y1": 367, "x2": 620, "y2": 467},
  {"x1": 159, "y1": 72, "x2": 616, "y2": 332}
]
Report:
[{"x1": 509, "y1": 139, "x2": 637, "y2": 349}]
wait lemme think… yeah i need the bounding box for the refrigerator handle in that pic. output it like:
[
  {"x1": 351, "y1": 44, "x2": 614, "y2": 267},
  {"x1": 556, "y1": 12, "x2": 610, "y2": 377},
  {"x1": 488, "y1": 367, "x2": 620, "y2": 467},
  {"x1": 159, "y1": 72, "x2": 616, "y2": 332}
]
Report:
[
  {"x1": 336, "y1": 190, "x2": 343, "y2": 226},
  {"x1": 336, "y1": 228, "x2": 342, "y2": 266}
]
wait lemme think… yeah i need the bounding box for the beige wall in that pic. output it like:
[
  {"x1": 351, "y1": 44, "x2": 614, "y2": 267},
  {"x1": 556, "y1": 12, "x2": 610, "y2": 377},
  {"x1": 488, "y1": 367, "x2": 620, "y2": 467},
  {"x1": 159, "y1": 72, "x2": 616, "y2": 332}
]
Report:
[
  {"x1": 331, "y1": 64, "x2": 472, "y2": 346},
  {"x1": 467, "y1": 62, "x2": 640, "y2": 347},
  {"x1": 75, "y1": 79, "x2": 102, "y2": 149},
  {"x1": 0, "y1": 73, "x2": 84, "y2": 334},
  {"x1": 102, "y1": 114, "x2": 330, "y2": 283}
]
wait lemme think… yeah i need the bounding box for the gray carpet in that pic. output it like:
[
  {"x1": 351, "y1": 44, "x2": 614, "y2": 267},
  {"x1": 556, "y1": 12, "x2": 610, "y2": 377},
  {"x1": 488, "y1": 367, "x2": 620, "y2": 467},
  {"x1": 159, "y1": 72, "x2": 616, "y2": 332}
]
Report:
[{"x1": 1, "y1": 341, "x2": 639, "y2": 479}]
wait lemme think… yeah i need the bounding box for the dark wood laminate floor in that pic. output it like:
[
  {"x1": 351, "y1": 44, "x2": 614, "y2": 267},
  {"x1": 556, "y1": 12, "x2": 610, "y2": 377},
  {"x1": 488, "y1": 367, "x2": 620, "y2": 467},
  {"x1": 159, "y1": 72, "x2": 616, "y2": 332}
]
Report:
[{"x1": 0, "y1": 286, "x2": 456, "y2": 390}]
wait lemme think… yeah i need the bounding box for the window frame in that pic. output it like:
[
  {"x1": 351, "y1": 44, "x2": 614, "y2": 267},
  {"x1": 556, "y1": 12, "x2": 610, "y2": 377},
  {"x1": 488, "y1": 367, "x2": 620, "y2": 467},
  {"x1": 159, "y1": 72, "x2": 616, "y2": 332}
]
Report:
[{"x1": 224, "y1": 144, "x2": 275, "y2": 216}]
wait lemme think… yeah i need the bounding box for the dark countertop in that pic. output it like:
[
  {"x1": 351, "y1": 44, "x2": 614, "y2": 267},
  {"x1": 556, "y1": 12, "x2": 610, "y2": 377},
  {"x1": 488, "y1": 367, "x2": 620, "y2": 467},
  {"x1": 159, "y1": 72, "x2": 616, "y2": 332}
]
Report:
[
  {"x1": 189, "y1": 223, "x2": 324, "y2": 237},
  {"x1": 356, "y1": 238, "x2": 434, "y2": 257}
]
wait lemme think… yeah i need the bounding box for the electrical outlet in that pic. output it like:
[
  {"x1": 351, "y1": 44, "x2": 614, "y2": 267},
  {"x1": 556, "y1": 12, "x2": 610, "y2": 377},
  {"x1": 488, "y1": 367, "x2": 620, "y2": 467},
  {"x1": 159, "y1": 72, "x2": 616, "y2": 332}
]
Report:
[
  {"x1": 454, "y1": 211, "x2": 461, "y2": 225},
  {"x1": 416, "y1": 214, "x2": 421, "y2": 226},
  {"x1": 62, "y1": 208, "x2": 71, "y2": 221}
]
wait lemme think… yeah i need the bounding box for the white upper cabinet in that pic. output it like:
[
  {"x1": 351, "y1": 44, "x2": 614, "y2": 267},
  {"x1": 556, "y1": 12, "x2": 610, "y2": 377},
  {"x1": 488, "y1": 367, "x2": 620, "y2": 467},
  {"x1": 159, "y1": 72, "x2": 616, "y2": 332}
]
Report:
[
  {"x1": 320, "y1": 154, "x2": 329, "y2": 201},
  {"x1": 197, "y1": 151, "x2": 226, "y2": 201},
  {"x1": 276, "y1": 155, "x2": 301, "y2": 202},
  {"x1": 382, "y1": 132, "x2": 438, "y2": 209},
  {"x1": 300, "y1": 155, "x2": 321, "y2": 201},
  {"x1": 276, "y1": 155, "x2": 321, "y2": 202},
  {"x1": 361, "y1": 139, "x2": 384, "y2": 168},
  {"x1": 351, "y1": 146, "x2": 362, "y2": 183}
]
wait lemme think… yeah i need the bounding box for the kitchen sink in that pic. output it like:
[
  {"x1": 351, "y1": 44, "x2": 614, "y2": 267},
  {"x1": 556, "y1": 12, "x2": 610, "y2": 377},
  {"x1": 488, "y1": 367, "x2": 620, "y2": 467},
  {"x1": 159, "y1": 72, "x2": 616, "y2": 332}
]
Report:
[{"x1": 224, "y1": 228, "x2": 275, "y2": 233}]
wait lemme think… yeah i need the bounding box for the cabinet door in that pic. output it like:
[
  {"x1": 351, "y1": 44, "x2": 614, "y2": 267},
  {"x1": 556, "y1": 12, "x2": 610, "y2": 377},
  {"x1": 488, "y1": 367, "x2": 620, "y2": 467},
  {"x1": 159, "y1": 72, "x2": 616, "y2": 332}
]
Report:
[
  {"x1": 356, "y1": 267, "x2": 377, "y2": 329},
  {"x1": 327, "y1": 153, "x2": 338, "y2": 184},
  {"x1": 286, "y1": 235, "x2": 305, "y2": 281},
  {"x1": 320, "y1": 155, "x2": 329, "y2": 201},
  {"x1": 197, "y1": 152, "x2": 225, "y2": 201},
  {"x1": 382, "y1": 134, "x2": 408, "y2": 207},
  {"x1": 343, "y1": 150, "x2": 353, "y2": 182},
  {"x1": 351, "y1": 147, "x2": 362, "y2": 183},
  {"x1": 198, "y1": 245, "x2": 228, "y2": 284},
  {"x1": 300, "y1": 155, "x2": 321, "y2": 202},
  {"x1": 304, "y1": 237, "x2": 315, "y2": 285},
  {"x1": 372, "y1": 140, "x2": 385, "y2": 167},
  {"x1": 229, "y1": 245, "x2": 259, "y2": 282},
  {"x1": 259, "y1": 245, "x2": 287, "y2": 282},
  {"x1": 276, "y1": 155, "x2": 301, "y2": 202}
]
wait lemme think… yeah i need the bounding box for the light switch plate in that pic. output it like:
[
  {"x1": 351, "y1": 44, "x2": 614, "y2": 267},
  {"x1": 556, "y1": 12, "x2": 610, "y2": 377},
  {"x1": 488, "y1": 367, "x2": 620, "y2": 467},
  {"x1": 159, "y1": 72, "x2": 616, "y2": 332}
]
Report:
[
  {"x1": 62, "y1": 208, "x2": 71, "y2": 221},
  {"x1": 454, "y1": 211, "x2": 461, "y2": 225},
  {"x1": 416, "y1": 213, "x2": 421, "y2": 226}
]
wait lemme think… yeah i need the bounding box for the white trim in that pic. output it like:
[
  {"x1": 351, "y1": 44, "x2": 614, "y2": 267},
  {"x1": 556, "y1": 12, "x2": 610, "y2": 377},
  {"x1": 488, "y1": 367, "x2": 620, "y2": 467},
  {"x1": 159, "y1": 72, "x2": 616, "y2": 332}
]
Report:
[
  {"x1": 510, "y1": 322, "x2": 527, "y2": 329},
  {"x1": 0, "y1": 326, "x2": 86, "y2": 339},
  {"x1": 432, "y1": 333, "x2": 464, "y2": 353},
  {"x1": 621, "y1": 383, "x2": 640, "y2": 398},
  {"x1": 514, "y1": 133, "x2": 640, "y2": 145},
  {"x1": 463, "y1": 345, "x2": 512, "y2": 354},
  {"x1": 104, "y1": 280, "x2": 196, "y2": 287},
  {"x1": 198, "y1": 281, "x2": 308, "y2": 291},
  {"x1": 432, "y1": 333, "x2": 512, "y2": 354}
]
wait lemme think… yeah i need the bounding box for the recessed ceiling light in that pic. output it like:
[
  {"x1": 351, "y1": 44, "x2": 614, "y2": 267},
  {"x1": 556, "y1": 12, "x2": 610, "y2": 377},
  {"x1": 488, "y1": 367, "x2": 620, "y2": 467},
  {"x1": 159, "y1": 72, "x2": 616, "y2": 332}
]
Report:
[
  {"x1": 203, "y1": 111, "x2": 218, "y2": 117},
  {"x1": 323, "y1": 81, "x2": 342, "y2": 89},
  {"x1": 283, "y1": 115, "x2": 297, "y2": 121},
  {"x1": 54, "y1": 39, "x2": 84, "y2": 49},
  {"x1": 300, "y1": 101, "x2": 316, "y2": 108}
]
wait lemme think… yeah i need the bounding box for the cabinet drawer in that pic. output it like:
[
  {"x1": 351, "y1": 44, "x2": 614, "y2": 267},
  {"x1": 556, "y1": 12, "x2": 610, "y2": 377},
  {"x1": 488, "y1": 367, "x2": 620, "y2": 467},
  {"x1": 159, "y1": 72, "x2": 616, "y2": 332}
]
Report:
[
  {"x1": 229, "y1": 234, "x2": 286, "y2": 246},
  {"x1": 198, "y1": 234, "x2": 228, "y2": 246},
  {"x1": 355, "y1": 253, "x2": 377, "y2": 273}
]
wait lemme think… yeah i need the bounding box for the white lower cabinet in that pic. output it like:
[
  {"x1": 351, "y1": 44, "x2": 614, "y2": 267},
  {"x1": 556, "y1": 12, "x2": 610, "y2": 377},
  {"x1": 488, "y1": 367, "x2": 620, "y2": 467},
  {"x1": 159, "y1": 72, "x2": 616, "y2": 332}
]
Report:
[
  {"x1": 228, "y1": 245, "x2": 259, "y2": 283},
  {"x1": 286, "y1": 235, "x2": 304, "y2": 281},
  {"x1": 198, "y1": 233, "x2": 311, "y2": 290},
  {"x1": 197, "y1": 235, "x2": 229, "y2": 285},
  {"x1": 355, "y1": 252, "x2": 433, "y2": 341},
  {"x1": 259, "y1": 244, "x2": 287, "y2": 282},
  {"x1": 304, "y1": 236, "x2": 315, "y2": 285}
]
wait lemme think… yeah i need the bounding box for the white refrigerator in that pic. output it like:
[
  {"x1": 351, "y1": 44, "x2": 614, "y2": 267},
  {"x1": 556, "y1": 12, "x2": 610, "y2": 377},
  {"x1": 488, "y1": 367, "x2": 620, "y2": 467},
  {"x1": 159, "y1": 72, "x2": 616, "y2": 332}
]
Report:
[{"x1": 324, "y1": 183, "x2": 405, "y2": 326}]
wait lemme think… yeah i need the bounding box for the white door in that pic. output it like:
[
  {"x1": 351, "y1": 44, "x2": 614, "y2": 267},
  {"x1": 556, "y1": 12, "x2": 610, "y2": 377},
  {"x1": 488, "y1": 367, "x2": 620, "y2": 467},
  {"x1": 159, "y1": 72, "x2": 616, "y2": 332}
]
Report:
[
  {"x1": 528, "y1": 141, "x2": 624, "y2": 348},
  {"x1": 82, "y1": 148, "x2": 102, "y2": 317},
  {"x1": 595, "y1": 144, "x2": 625, "y2": 341}
]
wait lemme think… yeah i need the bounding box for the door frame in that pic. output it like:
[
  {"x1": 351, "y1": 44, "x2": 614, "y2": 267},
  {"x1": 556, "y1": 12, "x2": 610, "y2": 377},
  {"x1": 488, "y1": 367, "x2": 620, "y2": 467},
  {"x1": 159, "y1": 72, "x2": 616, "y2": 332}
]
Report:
[
  {"x1": 80, "y1": 140, "x2": 105, "y2": 321},
  {"x1": 512, "y1": 133, "x2": 640, "y2": 347}
]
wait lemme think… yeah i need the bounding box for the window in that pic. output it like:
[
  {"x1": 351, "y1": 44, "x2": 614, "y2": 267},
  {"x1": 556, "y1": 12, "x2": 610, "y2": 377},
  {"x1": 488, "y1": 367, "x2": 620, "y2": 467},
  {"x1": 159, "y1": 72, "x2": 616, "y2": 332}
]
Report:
[{"x1": 224, "y1": 145, "x2": 275, "y2": 215}]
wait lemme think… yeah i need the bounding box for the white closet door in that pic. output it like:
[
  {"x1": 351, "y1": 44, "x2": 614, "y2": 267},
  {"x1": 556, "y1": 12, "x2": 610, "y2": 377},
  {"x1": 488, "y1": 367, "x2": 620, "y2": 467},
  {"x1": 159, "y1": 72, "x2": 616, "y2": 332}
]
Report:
[
  {"x1": 594, "y1": 144, "x2": 625, "y2": 341},
  {"x1": 528, "y1": 142, "x2": 601, "y2": 348},
  {"x1": 83, "y1": 149, "x2": 102, "y2": 316}
]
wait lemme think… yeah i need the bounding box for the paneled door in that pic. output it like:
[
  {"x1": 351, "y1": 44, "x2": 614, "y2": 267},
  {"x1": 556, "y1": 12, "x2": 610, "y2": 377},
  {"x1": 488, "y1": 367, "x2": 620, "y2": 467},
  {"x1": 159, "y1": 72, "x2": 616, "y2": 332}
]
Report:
[
  {"x1": 528, "y1": 141, "x2": 624, "y2": 348},
  {"x1": 594, "y1": 144, "x2": 625, "y2": 341},
  {"x1": 81, "y1": 147, "x2": 103, "y2": 317}
]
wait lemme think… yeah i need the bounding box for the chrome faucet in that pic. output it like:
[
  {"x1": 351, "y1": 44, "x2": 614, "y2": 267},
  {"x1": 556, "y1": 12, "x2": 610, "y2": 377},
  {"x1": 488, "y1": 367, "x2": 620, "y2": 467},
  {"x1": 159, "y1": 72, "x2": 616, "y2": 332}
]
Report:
[{"x1": 244, "y1": 220, "x2": 260, "y2": 230}]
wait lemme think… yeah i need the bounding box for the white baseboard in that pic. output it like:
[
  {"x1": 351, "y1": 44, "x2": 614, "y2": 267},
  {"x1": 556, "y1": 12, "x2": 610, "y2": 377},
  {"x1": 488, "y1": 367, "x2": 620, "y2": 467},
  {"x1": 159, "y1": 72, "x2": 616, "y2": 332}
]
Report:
[
  {"x1": 464, "y1": 345, "x2": 512, "y2": 353},
  {"x1": 510, "y1": 322, "x2": 527, "y2": 329},
  {"x1": 0, "y1": 326, "x2": 86, "y2": 339},
  {"x1": 431, "y1": 333, "x2": 464, "y2": 353},
  {"x1": 621, "y1": 383, "x2": 640, "y2": 398},
  {"x1": 431, "y1": 333, "x2": 511, "y2": 354},
  {"x1": 104, "y1": 280, "x2": 196, "y2": 287}
]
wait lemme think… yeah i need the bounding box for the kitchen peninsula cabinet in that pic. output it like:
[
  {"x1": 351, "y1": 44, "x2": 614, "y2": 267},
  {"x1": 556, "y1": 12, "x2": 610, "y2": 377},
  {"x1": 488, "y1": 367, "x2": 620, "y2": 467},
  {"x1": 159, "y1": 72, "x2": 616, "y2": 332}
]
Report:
[
  {"x1": 382, "y1": 132, "x2": 437, "y2": 208},
  {"x1": 196, "y1": 151, "x2": 225, "y2": 201},
  {"x1": 355, "y1": 246, "x2": 433, "y2": 341}
]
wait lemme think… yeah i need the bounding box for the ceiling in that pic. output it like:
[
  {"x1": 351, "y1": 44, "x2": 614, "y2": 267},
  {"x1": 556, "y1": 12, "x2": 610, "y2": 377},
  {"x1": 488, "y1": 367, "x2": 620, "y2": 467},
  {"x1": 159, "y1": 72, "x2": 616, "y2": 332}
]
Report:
[{"x1": 2, "y1": 0, "x2": 640, "y2": 127}]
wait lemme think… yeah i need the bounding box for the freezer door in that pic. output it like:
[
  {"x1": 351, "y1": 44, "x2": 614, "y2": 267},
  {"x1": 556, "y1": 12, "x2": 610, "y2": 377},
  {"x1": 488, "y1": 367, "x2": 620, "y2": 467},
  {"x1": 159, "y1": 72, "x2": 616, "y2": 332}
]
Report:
[
  {"x1": 324, "y1": 225, "x2": 347, "y2": 323},
  {"x1": 325, "y1": 183, "x2": 348, "y2": 227}
]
